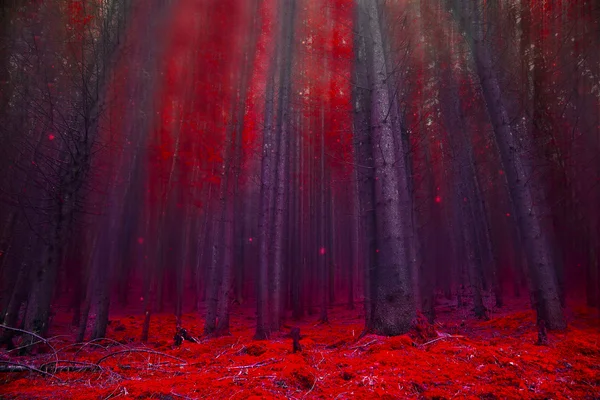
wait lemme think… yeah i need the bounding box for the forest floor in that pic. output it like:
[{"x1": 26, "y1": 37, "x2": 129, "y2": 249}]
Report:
[{"x1": 1, "y1": 297, "x2": 599, "y2": 399}]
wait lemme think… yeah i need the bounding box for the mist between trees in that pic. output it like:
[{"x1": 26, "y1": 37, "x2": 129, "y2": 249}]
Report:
[{"x1": 0, "y1": 0, "x2": 598, "y2": 349}]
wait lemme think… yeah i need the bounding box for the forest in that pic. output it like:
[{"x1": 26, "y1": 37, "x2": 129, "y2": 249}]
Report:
[{"x1": 0, "y1": 0, "x2": 599, "y2": 398}]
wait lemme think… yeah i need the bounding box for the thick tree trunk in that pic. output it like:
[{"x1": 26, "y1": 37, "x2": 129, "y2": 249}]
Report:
[{"x1": 362, "y1": 0, "x2": 414, "y2": 336}]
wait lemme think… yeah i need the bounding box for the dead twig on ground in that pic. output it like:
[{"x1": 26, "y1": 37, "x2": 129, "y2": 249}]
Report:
[
  {"x1": 227, "y1": 358, "x2": 277, "y2": 370},
  {"x1": 103, "y1": 386, "x2": 127, "y2": 400},
  {"x1": 215, "y1": 346, "x2": 229, "y2": 359},
  {"x1": 39, "y1": 360, "x2": 102, "y2": 373},
  {"x1": 170, "y1": 390, "x2": 193, "y2": 399},
  {"x1": 420, "y1": 335, "x2": 464, "y2": 347},
  {"x1": 97, "y1": 349, "x2": 187, "y2": 365},
  {"x1": 349, "y1": 339, "x2": 378, "y2": 350},
  {"x1": 0, "y1": 324, "x2": 58, "y2": 356},
  {"x1": 71, "y1": 338, "x2": 127, "y2": 356}
]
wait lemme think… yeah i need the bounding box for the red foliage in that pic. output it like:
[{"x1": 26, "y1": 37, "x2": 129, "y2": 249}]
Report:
[{"x1": 2, "y1": 302, "x2": 599, "y2": 399}]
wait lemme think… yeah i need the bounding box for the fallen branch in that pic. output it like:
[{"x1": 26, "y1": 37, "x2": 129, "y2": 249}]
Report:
[
  {"x1": 0, "y1": 324, "x2": 47, "y2": 344},
  {"x1": 6, "y1": 340, "x2": 45, "y2": 354},
  {"x1": 227, "y1": 358, "x2": 277, "y2": 370},
  {"x1": 349, "y1": 339, "x2": 378, "y2": 350},
  {"x1": 70, "y1": 337, "x2": 127, "y2": 356},
  {"x1": 419, "y1": 335, "x2": 464, "y2": 347},
  {"x1": 0, "y1": 324, "x2": 57, "y2": 355},
  {"x1": 216, "y1": 370, "x2": 246, "y2": 381},
  {"x1": 6, "y1": 334, "x2": 70, "y2": 355},
  {"x1": 170, "y1": 391, "x2": 193, "y2": 399},
  {"x1": 97, "y1": 349, "x2": 187, "y2": 365},
  {"x1": 0, "y1": 361, "x2": 63, "y2": 381},
  {"x1": 40, "y1": 360, "x2": 102, "y2": 373}
]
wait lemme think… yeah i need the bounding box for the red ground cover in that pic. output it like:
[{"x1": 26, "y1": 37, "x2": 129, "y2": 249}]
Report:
[{"x1": 1, "y1": 299, "x2": 599, "y2": 399}]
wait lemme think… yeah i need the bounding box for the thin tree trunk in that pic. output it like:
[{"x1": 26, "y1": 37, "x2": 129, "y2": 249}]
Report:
[
  {"x1": 255, "y1": 70, "x2": 277, "y2": 340},
  {"x1": 204, "y1": 159, "x2": 228, "y2": 335},
  {"x1": 352, "y1": 0, "x2": 376, "y2": 330},
  {"x1": 318, "y1": 101, "x2": 329, "y2": 324},
  {"x1": 462, "y1": 0, "x2": 566, "y2": 329},
  {"x1": 271, "y1": 0, "x2": 296, "y2": 331}
]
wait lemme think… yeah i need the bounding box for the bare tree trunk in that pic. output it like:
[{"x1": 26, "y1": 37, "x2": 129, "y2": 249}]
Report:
[
  {"x1": 419, "y1": 128, "x2": 438, "y2": 323},
  {"x1": 318, "y1": 102, "x2": 329, "y2": 324},
  {"x1": 438, "y1": 48, "x2": 485, "y2": 318},
  {"x1": 362, "y1": 0, "x2": 414, "y2": 335},
  {"x1": 459, "y1": 0, "x2": 566, "y2": 329},
  {"x1": 204, "y1": 159, "x2": 228, "y2": 335},
  {"x1": 349, "y1": 180, "x2": 359, "y2": 311},
  {"x1": 255, "y1": 70, "x2": 276, "y2": 339},
  {"x1": 271, "y1": 0, "x2": 296, "y2": 331},
  {"x1": 195, "y1": 172, "x2": 215, "y2": 310},
  {"x1": 352, "y1": 1, "x2": 376, "y2": 330}
]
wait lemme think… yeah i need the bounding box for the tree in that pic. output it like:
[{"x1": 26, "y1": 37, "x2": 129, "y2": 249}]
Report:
[
  {"x1": 450, "y1": 0, "x2": 566, "y2": 329},
  {"x1": 271, "y1": 0, "x2": 296, "y2": 331},
  {"x1": 358, "y1": 0, "x2": 415, "y2": 336}
]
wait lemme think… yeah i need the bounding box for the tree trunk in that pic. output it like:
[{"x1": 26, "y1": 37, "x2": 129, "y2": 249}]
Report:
[
  {"x1": 362, "y1": 0, "x2": 414, "y2": 336},
  {"x1": 463, "y1": 0, "x2": 565, "y2": 329},
  {"x1": 271, "y1": 0, "x2": 296, "y2": 331},
  {"x1": 352, "y1": 0, "x2": 376, "y2": 330},
  {"x1": 438, "y1": 49, "x2": 485, "y2": 318},
  {"x1": 255, "y1": 69, "x2": 277, "y2": 339},
  {"x1": 204, "y1": 163, "x2": 227, "y2": 335},
  {"x1": 318, "y1": 102, "x2": 329, "y2": 324}
]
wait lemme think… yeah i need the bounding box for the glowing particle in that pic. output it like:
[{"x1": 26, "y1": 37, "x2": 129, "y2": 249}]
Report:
[
  {"x1": 249, "y1": 237, "x2": 253, "y2": 242},
  {"x1": 435, "y1": 196, "x2": 442, "y2": 203},
  {"x1": 506, "y1": 213, "x2": 510, "y2": 217},
  {"x1": 138, "y1": 237, "x2": 144, "y2": 244},
  {"x1": 48, "y1": 134, "x2": 55, "y2": 140},
  {"x1": 320, "y1": 247, "x2": 326, "y2": 255}
]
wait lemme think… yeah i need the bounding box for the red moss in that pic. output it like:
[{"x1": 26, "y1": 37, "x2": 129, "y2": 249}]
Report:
[{"x1": 1, "y1": 303, "x2": 599, "y2": 399}]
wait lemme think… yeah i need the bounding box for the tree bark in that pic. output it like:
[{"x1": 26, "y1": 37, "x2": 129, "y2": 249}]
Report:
[
  {"x1": 460, "y1": 0, "x2": 566, "y2": 329},
  {"x1": 271, "y1": 0, "x2": 296, "y2": 331},
  {"x1": 362, "y1": 0, "x2": 415, "y2": 336},
  {"x1": 255, "y1": 70, "x2": 277, "y2": 339},
  {"x1": 352, "y1": 0, "x2": 376, "y2": 330}
]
